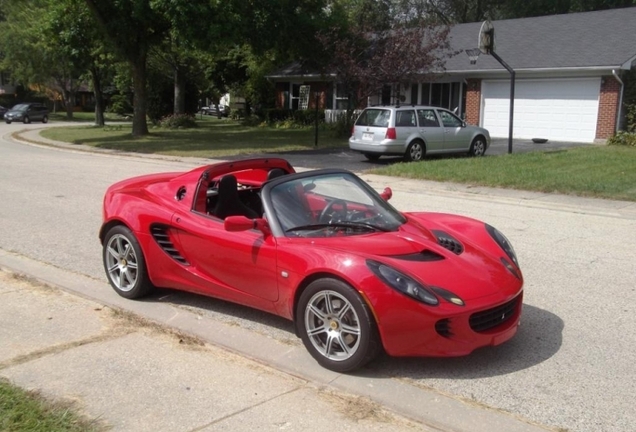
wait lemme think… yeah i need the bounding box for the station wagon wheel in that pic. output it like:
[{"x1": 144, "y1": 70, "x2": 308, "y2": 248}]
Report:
[
  {"x1": 297, "y1": 278, "x2": 381, "y2": 372},
  {"x1": 405, "y1": 140, "x2": 425, "y2": 162},
  {"x1": 103, "y1": 225, "x2": 153, "y2": 299},
  {"x1": 23, "y1": 115, "x2": 30, "y2": 124},
  {"x1": 363, "y1": 153, "x2": 381, "y2": 161},
  {"x1": 469, "y1": 137, "x2": 487, "y2": 156},
  {"x1": 42, "y1": 115, "x2": 48, "y2": 124}
]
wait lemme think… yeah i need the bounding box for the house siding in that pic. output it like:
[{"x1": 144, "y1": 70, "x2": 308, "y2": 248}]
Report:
[
  {"x1": 465, "y1": 79, "x2": 482, "y2": 126},
  {"x1": 595, "y1": 76, "x2": 620, "y2": 140}
]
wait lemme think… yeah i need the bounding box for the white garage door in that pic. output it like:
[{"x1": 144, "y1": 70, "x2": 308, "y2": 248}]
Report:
[{"x1": 482, "y1": 78, "x2": 600, "y2": 143}]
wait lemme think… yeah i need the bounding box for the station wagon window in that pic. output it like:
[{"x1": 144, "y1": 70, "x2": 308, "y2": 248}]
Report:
[
  {"x1": 355, "y1": 109, "x2": 390, "y2": 127},
  {"x1": 438, "y1": 110, "x2": 462, "y2": 128},
  {"x1": 395, "y1": 110, "x2": 416, "y2": 127},
  {"x1": 417, "y1": 109, "x2": 439, "y2": 127}
]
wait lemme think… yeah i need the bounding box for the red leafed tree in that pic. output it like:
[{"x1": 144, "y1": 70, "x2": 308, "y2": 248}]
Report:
[{"x1": 317, "y1": 23, "x2": 454, "y2": 110}]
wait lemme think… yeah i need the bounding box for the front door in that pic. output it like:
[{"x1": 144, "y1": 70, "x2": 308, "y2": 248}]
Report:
[
  {"x1": 437, "y1": 109, "x2": 470, "y2": 151},
  {"x1": 174, "y1": 211, "x2": 279, "y2": 302}
]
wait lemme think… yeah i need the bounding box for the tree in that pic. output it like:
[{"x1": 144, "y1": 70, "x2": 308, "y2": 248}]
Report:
[
  {"x1": 83, "y1": 0, "x2": 172, "y2": 136},
  {"x1": 317, "y1": 22, "x2": 453, "y2": 109},
  {"x1": 0, "y1": 0, "x2": 85, "y2": 117}
]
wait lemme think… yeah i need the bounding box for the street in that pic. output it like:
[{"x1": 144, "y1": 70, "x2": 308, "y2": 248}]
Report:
[{"x1": 1, "y1": 123, "x2": 635, "y2": 432}]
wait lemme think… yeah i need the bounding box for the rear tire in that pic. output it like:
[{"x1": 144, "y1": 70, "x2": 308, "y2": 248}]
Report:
[
  {"x1": 23, "y1": 116, "x2": 30, "y2": 124},
  {"x1": 103, "y1": 225, "x2": 153, "y2": 299},
  {"x1": 5, "y1": 121, "x2": 11, "y2": 124},
  {"x1": 469, "y1": 136, "x2": 487, "y2": 156},
  {"x1": 42, "y1": 115, "x2": 48, "y2": 124},
  {"x1": 405, "y1": 140, "x2": 425, "y2": 162},
  {"x1": 363, "y1": 153, "x2": 381, "y2": 161}
]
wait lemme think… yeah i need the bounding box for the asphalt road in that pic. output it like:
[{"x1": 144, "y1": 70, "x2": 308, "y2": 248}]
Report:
[{"x1": 1, "y1": 123, "x2": 635, "y2": 432}]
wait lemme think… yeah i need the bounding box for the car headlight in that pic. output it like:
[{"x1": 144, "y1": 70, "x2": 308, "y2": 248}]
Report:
[
  {"x1": 485, "y1": 224, "x2": 519, "y2": 267},
  {"x1": 366, "y1": 260, "x2": 438, "y2": 305}
]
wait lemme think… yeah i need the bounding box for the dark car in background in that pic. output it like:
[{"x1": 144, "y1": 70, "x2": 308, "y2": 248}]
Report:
[
  {"x1": 5, "y1": 103, "x2": 49, "y2": 124},
  {"x1": 0, "y1": 105, "x2": 7, "y2": 119}
]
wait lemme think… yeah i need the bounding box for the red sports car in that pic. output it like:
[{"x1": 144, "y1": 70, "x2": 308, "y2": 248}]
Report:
[{"x1": 100, "y1": 158, "x2": 523, "y2": 372}]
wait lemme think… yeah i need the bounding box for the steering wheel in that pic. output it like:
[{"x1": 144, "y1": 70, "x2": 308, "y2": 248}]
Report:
[{"x1": 319, "y1": 199, "x2": 348, "y2": 223}]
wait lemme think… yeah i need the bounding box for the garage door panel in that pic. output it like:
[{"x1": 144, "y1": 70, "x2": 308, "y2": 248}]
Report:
[{"x1": 482, "y1": 78, "x2": 600, "y2": 142}]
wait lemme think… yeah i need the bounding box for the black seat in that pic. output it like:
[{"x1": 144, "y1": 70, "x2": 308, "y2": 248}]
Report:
[
  {"x1": 267, "y1": 168, "x2": 287, "y2": 181},
  {"x1": 212, "y1": 175, "x2": 258, "y2": 220}
]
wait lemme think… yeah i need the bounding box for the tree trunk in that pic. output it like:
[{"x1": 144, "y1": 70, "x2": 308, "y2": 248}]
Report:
[
  {"x1": 90, "y1": 67, "x2": 105, "y2": 127},
  {"x1": 174, "y1": 65, "x2": 186, "y2": 115},
  {"x1": 64, "y1": 89, "x2": 74, "y2": 120},
  {"x1": 131, "y1": 54, "x2": 149, "y2": 137}
]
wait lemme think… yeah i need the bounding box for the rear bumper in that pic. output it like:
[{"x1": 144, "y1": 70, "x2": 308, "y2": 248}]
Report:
[{"x1": 349, "y1": 139, "x2": 405, "y2": 155}]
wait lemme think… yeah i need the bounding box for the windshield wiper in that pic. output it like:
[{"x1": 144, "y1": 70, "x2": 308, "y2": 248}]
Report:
[{"x1": 286, "y1": 222, "x2": 390, "y2": 233}]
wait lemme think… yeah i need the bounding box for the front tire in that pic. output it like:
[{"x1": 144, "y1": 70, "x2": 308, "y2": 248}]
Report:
[
  {"x1": 405, "y1": 140, "x2": 425, "y2": 162},
  {"x1": 5, "y1": 121, "x2": 11, "y2": 124},
  {"x1": 469, "y1": 136, "x2": 487, "y2": 156},
  {"x1": 103, "y1": 225, "x2": 153, "y2": 299},
  {"x1": 296, "y1": 278, "x2": 381, "y2": 372},
  {"x1": 23, "y1": 116, "x2": 30, "y2": 124},
  {"x1": 42, "y1": 115, "x2": 48, "y2": 124}
]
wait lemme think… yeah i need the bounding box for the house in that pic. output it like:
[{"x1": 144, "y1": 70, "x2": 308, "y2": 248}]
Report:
[{"x1": 267, "y1": 7, "x2": 636, "y2": 143}]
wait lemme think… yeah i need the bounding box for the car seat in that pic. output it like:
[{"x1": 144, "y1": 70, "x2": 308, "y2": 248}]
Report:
[{"x1": 212, "y1": 175, "x2": 258, "y2": 220}]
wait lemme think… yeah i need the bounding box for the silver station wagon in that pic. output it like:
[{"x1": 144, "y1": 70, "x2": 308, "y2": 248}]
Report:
[{"x1": 349, "y1": 105, "x2": 491, "y2": 161}]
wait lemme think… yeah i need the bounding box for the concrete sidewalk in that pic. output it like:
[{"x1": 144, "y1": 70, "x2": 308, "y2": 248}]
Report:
[
  {"x1": 0, "y1": 252, "x2": 553, "y2": 432},
  {"x1": 0, "y1": 269, "x2": 424, "y2": 432}
]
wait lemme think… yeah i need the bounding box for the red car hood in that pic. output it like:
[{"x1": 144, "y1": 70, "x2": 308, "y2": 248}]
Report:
[{"x1": 306, "y1": 218, "x2": 520, "y2": 301}]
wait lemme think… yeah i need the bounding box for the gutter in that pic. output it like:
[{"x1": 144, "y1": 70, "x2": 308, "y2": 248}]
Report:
[{"x1": 612, "y1": 70, "x2": 625, "y2": 133}]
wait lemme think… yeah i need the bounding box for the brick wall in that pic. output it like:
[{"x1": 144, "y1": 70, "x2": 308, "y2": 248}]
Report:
[
  {"x1": 465, "y1": 79, "x2": 481, "y2": 126},
  {"x1": 596, "y1": 76, "x2": 620, "y2": 139}
]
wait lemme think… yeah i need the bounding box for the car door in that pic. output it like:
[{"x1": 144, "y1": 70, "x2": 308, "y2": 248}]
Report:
[
  {"x1": 416, "y1": 109, "x2": 445, "y2": 152},
  {"x1": 437, "y1": 109, "x2": 471, "y2": 151},
  {"x1": 174, "y1": 211, "x2": 279, "y2": 302},
  {"x1": 394, "y1": 109, "x2": 418, "y2": 147}
]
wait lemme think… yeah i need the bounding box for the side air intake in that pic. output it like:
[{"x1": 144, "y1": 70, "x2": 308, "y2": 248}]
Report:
[{"x1": 150, "y1": 225, "x2": 189, "y2": 265}]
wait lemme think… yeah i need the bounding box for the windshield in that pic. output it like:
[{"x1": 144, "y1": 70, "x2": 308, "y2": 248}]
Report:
[
  {"x1": 268, "y1": 172, "x2": 405, "y2": 238},
  {"x1": 11, "y1": 104, "x2": 28, "y2": 112}
]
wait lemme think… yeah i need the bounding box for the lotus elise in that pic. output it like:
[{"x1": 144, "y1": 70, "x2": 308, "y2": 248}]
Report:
[{"x1": 100, "y1": 158, "x2": 523, "y2": 372}]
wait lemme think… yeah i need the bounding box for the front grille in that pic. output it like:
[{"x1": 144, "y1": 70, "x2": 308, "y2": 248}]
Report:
[
  {"x1": 432, "y1": 230, "x2": 464, "y2": 255},
  {"x1": 150, "y1": 225, "x2": 189, "y2": 265},
  {"x1": 469, "y1": 296, "x2": 519, "y2": 333},
  {"x1": 435, "y1": 319, "x2": 453, "y2": 338}
]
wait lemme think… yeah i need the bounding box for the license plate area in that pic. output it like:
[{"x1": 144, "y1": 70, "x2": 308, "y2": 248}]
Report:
[{"x1": 362, "y1": 132, "x2": 374, "y2": 141}]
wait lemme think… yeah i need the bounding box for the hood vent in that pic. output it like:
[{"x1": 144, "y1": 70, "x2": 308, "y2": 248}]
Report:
[
  {"x1": 432, "y1": 230, "x2": 464, "y2": 255},
  {"x1": 150, "y1": 224, "x2": 189, "y2": 265},
  {"x1": 387, "y1": 250, "x2": 444, "y2": 262}
]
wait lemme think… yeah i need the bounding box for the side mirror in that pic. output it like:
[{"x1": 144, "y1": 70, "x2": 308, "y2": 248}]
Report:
[
  {"x1": 224, "y1": 216, "x2": 270, "y2": 235},
  {"x1": 380, "y1": 187, "x2": 392, "y2": 201},
  {"x1": 461, "y1": 121, "x2": 467, "y2": 128}
]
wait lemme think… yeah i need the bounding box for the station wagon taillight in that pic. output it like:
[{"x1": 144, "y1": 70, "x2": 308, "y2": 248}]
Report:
[{"x1": 385, "y1": 127, "x2": 396, "y2": 140}]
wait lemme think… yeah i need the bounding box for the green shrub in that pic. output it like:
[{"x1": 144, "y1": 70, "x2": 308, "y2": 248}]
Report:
[
  {"x1": 328, "y1": 110, "x2": 355, "y2": 138},
  {"x1": 108, "y1": 94, "x2": 132, "y2": 115},
  {"x1": 607, "y1": 131, "x2": 636, "y2": 147},
  {"x1": 625, "y1": 103, "x2": 636, "y2": 133},
  {"x1": 159, "y1": 114, "x2": 197, "y2": 129}
]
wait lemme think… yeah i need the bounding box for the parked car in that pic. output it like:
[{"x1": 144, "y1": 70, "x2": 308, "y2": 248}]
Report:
[
  {"x1": 349, "y1": 105, "x2": 491, "y2": 161},
  {"x1": 200, "y1": 104, "x2": 228, "y2": 117},
  {"x1": 4, "y1": 103, "x2": 49, "y2": 124},
  {"x1": 100, "y1": 158, "x2": 523, "y2": 372}
]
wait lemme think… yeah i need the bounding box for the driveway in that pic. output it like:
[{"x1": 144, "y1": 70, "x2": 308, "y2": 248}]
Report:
[{"x1": 224, "y1": 137, "x2": 598, "y2": 171}]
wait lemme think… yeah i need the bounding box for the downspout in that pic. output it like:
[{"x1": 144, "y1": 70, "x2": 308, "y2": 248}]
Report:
[{"x1": 612, "y1": 69, "x2": 625, "y2": 133}]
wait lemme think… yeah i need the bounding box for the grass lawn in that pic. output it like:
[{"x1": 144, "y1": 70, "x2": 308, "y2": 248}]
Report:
[
  {"x1": 371, "y1": 146, "x2": 636, "y2": 201},
  {"x1": 0, "y1": 378, "x2": 102, "y2": 431},
  {"x1": 41, "y1": 116, "x2": 347, "y2": 158}
]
